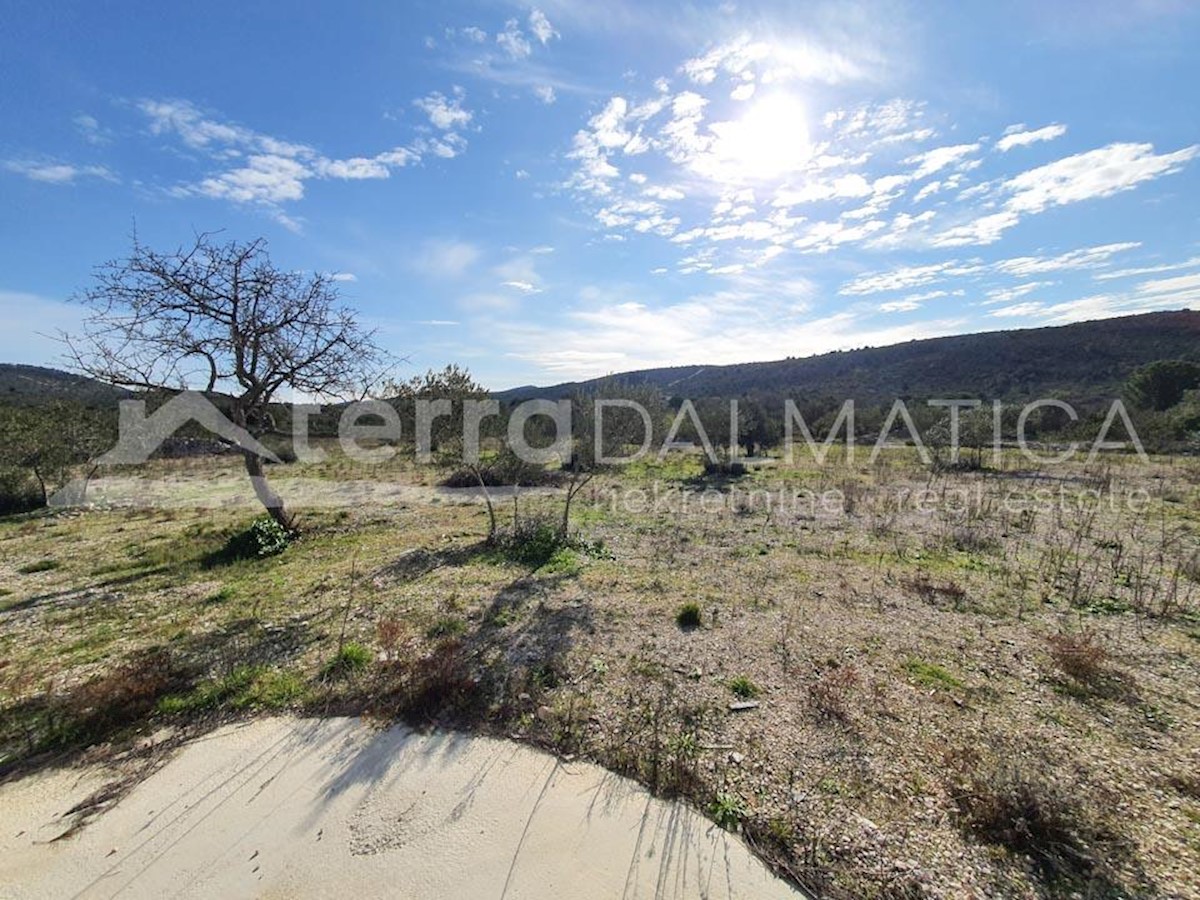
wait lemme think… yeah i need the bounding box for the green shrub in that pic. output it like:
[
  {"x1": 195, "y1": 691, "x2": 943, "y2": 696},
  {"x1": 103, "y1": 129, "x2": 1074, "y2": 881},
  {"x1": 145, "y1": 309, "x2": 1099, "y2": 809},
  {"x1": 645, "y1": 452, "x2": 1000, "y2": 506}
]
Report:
[
  {"x1": 500, "y1": 519, "x2": 565, "y2": 567},
  {"x1": 217, "y1": 517, "x2": 293, "y2": 563},
  {"x1": 676, "y1": 602, "x2": 702, "y2": 630}
]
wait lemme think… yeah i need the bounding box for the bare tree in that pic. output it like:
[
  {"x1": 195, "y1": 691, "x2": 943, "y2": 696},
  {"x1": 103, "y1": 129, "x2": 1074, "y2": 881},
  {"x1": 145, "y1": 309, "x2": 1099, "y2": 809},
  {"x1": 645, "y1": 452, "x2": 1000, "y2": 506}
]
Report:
[{"x1": 65, "y1": 233, "x2": 384, "y2": 531}]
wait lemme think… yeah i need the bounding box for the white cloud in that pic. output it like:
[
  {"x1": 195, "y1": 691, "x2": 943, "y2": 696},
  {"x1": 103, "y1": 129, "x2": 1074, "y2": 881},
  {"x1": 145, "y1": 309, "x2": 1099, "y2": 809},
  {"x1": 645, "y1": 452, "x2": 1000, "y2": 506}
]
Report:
[
  {"x1": 993, "y1": 242, "x2": 1141, "y2": 277},
  {"x1": 414, "y1": 240, "x2": 480, "y2": 280},
  {"x1": 502, "y1": 280, "x2": 542, "y2": 293},
  {"x1": 932, "y1": 143, "x2": 1197, "y2": 246},
  {"x1": 1094, "y1": 255, "x2": 1200, "y2": 281},
  {"x1": 133, "y1": 97, "x2": 465, "y2": 221},
  {"x1": 460, "y1": 26, "x2": 487, "y2": 43},
  {"x1": 500, "y1": 282, "x2": 966, "y2": 380},
  {"x1": 195, "y1": 154, "x2": 310, "y2": 204},
  {"x1": 1005, "y1": 142, "x2": 1198, "y2": 215},
  {"x1": 4, "y1": 160, "x2": 115, "y2": 185},
  {"x1": 1136, "y1": 272, "x2": 1200, "y2": 295},
  {"x1": 534, "y1": 85, "x2": 557, "y2": 104},
  {"x1": 529, "y1": 9, "x2": 559, "y2": 44},
  {"x1": 995, "y1": 123, "x2": 1067, "y2": 152},
  {"x1": 681, "y1": 34, "x2": 864, "y2": 88},
  {"x1": 844, "y1": 242, "x2": 1141, "y2": 296},
  {"x1": 905, "y1": 143, "x2": 980, "y2": 180},
  {"x1": 497, "y1": 18, "x2": 532, "y2": 59},
  {"x1": 73, "y1": 113, "x2": 112, "y2": 145},
  {"x1": 414, "y1": 89, "x2": 473, "y2": 130},
  {"x1": 880, "y1": 289, "x2": 950, "y2": 313},
  {"x1": 984, "y1": 281, "x2": 1054, "y2": 304},
  {"x1": 841, "y1": 260, "x2": 984, "y2": 295}
]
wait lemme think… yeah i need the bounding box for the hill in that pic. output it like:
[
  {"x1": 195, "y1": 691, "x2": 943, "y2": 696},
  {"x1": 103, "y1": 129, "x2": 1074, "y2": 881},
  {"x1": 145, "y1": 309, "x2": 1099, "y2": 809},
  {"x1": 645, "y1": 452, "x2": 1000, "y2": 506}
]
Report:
[
  {"x1": 495, "y1": 310, "x2": 1200, "y2": 407},
  {"x1": 0, "y1": 364, "x2": 132, "y2": 408}
]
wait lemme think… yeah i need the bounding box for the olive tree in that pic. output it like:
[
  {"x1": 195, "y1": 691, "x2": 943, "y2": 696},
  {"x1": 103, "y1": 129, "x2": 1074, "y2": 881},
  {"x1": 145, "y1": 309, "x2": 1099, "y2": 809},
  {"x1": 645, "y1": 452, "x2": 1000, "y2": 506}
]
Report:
[{"x1": 65, "y1": 233, "x2": 383, "y2": 530}]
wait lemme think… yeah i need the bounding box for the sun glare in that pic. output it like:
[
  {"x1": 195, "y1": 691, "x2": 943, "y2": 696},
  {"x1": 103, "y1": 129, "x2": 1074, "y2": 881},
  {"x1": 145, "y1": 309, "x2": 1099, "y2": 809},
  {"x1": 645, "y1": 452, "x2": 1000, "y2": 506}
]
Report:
[{"x1": 709, "y1": 92, "x2": 811, "y2": 181}]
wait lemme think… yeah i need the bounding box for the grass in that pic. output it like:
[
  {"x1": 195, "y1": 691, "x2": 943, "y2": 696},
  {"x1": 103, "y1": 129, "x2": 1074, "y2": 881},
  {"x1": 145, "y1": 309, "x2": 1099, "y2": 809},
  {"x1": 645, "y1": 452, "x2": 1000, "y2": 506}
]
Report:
[
  {"x1": 321, "y1": 642, "x2": 371, "y2": 679},
  {"x1": 425, "y1": 616, "x2": 467, "y2": 640},
  {"x1": 17, "y1": 558, "x2": 60, "y2": 574},
  {"x1": 903, "y1": 658, "x2": 964, "y2": 690},
  {"x1": 158, "y1": 666, "x2": 307, "y2": 714},
  {"x1": 728, "y1": 675, "x2": 761, "y2": 699}
]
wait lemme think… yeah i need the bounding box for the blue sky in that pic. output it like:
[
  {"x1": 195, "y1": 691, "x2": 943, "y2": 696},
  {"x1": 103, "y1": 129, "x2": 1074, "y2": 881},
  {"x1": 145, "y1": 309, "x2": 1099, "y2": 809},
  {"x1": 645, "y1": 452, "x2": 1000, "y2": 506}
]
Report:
[{"x1": 2, "y1": 0, "x2": 1198, "y2": 390}]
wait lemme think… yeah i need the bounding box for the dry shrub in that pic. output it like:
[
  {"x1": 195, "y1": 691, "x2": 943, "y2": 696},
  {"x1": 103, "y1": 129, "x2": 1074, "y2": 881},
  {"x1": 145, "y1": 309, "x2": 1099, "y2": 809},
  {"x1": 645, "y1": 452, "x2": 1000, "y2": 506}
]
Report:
[
  {"x1": 375, "y1": 614, "x2": 410, "y2": 662},
  {"x1": 1045, "y1": 631, "x2": 1109, "y2": 686},
  {"x1": 944, "y1": 740, "x2": 1130, "y2": 888},
  {"x1": 903, "y1": 574, "x2": 968, "y2": 611},
  {"x1": 57, "y1": 649, "x2": 179, "y2": 745},
  {"x1": 949, "y1": 525, "x2": 997, "y2": 554},
  {"x1": 1183, "y1": 550, "x2": 1200, "y2": 585},
  {"x1": 809, "y1": 665, "x2": 860, "y2": 721},
  {"x1": 401, "y1": 638, "x2": 479, "y2": 722}
]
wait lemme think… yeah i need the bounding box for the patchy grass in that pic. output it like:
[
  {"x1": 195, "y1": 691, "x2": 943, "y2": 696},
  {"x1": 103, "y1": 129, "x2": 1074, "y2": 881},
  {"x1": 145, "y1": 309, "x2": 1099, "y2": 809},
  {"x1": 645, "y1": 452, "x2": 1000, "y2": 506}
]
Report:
[
  {"x1": 158, "y1": 665, "x2": 307, "y2": 714},
  {"x1": 321, "y1": 643, "x2": 371, "y2": 680},
  {"x1": 17, "y1": 558, "x2": 60, "y2": 574},
  {"x1": 903, "y1": 658, "x2": 963, "y2": 690},
  {"x1": 728, "y1": 675, "x2": 761, "y2": 699}
]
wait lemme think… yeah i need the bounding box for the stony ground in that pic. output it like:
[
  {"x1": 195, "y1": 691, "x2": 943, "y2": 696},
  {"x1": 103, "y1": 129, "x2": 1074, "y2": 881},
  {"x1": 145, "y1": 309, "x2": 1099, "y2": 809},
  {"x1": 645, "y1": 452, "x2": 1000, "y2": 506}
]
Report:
[{"x1": 2, "y1": 448, "x2": 1199, "y2": 898}]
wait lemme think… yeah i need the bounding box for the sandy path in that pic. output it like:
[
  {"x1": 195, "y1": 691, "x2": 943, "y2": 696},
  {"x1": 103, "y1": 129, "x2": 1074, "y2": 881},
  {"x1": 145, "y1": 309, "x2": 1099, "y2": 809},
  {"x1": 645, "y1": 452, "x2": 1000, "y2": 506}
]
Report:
[{"x1": 0, "y1": 717, "x2": 803, "y2": 899}]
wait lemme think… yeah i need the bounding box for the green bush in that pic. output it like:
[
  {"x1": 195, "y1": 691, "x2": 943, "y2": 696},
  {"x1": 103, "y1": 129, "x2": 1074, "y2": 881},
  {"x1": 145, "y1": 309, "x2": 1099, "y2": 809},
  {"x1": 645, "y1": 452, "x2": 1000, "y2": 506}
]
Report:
[
  {"x1": 676, "y1": 602, "x2": 702, "y2": 630},
  {"x1": 219, "y1": 517, "x2": 293, "y2": 562}
]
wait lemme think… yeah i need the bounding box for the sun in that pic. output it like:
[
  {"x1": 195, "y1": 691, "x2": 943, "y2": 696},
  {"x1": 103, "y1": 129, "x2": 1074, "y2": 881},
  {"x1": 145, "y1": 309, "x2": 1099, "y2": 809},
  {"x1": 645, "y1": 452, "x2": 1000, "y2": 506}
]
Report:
[{"x1": 708, "y1": 93, "x2": 812, "y2": 182}]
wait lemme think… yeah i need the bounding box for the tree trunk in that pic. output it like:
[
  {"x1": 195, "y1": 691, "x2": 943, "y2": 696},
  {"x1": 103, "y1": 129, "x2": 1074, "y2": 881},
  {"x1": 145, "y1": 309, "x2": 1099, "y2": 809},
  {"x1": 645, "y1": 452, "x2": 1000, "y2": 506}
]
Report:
[
  {"x1": 471, "y1": 464, "x2": 497, "y2": 543},
  {"x1": 31, "y1": 464, "x2": 47, "y2": 508},
  {"x1": 560, "y1": 471, "x2": 593, "y2": 537},
  {"x1": 243, "y1": 450, "x2": 294, "y2": 531}
]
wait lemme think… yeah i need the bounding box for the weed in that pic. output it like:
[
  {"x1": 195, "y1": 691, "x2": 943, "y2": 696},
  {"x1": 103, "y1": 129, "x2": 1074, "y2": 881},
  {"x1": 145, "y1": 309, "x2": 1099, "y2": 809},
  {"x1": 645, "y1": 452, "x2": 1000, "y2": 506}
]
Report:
[
  {"x1": 708, "y1": 792, "x2": 747, "y2": 830},
  {"x1": 398, "y1": 637, "x2": 479, "y2": 722},
  {"x1": 18, "y1": 558, "x2": 60, "y2": 574},
  {"x1": 728, "y1": 675, "x2": 761, "y2": 699}
]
